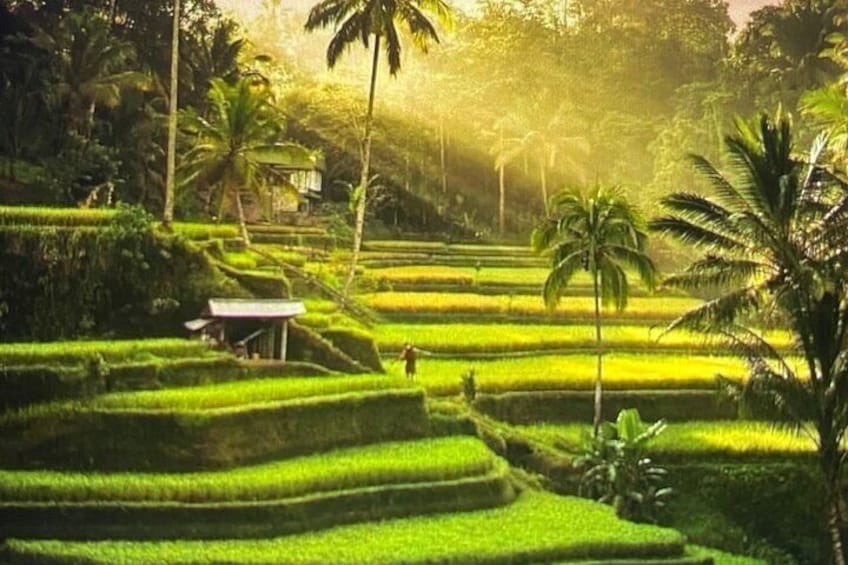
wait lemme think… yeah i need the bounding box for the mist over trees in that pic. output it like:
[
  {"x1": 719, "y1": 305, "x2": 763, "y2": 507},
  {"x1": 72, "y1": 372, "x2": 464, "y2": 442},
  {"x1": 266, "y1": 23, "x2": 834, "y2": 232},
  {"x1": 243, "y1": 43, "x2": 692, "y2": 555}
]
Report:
[{"x1": 1, "y1": 0, "x2": 847, "y2": 238}]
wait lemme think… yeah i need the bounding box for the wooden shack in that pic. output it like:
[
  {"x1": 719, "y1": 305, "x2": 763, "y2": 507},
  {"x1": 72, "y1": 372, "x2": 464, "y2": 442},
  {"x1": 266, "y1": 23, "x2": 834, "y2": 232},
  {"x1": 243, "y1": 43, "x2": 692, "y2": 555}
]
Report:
[{"x1": 185, "y1": 298, "x2": 306, "y2": 361}]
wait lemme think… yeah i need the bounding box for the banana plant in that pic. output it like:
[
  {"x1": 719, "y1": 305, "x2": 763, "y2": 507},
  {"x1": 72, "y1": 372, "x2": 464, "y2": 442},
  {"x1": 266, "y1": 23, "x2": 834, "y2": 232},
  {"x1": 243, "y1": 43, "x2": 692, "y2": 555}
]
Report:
[{"x1": 574, "y1": 408, "x2": 672, "y2": 523}]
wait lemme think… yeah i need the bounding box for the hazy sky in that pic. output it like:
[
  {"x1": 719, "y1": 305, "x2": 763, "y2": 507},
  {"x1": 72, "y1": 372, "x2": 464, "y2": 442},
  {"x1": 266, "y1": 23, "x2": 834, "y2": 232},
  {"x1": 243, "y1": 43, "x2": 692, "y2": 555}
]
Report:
[
  {"x1": 226, "y1": 0, "x2": 782, "y2": 27},
  {"x1": 258, "y1": 0, "x2": 780, "y2": 25},
  {"x1": 729, "y1": 0, "x2": 779, "y2": 26}
]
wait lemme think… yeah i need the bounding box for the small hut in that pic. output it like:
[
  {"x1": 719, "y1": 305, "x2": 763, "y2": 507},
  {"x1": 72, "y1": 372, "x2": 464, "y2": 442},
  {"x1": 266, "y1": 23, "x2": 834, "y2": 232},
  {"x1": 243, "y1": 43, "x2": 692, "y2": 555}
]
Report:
[{"x1": 185, "y1": 298, "x2": 306, "y2": 361}]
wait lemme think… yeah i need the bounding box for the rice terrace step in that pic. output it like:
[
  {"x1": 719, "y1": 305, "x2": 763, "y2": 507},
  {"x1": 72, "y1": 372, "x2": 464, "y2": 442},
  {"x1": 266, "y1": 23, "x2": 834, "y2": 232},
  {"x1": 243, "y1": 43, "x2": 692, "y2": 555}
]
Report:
[{"x1": 0, "y1": 437, "x2": 515, "y2": 540}]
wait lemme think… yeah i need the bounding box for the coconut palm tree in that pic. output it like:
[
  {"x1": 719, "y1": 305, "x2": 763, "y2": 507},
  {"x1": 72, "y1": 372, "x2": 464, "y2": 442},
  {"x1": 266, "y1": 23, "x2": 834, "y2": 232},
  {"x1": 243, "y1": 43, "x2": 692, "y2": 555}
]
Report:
[
  {"x1": 490, "y1": 122, "x2": 522, "y2": 235},
  {"x1": 305, "y1": 0, "x2": 452, "y2": 296},
  {"x1": 532, "y1": 186, "x2": 657, "y2": 437},
  {"x1": 650, "y1": 114, "x2": 848, "y2": 565},
  {"x1": 515, "y1": 115, "x2": 590, "y2": 214},
  {"x1": 181, "y1": 77, "x2": 314, "y2": 244},
  {"x1": 32, "y1": 10, "x2": 148, "y2": 138}
]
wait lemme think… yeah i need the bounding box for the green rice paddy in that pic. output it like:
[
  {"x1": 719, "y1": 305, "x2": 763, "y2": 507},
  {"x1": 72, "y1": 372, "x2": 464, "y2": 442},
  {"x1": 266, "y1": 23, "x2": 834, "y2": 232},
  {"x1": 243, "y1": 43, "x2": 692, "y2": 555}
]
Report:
[
  {"x1": 375, "y1": 323, "x2": 793, "y2": 355},
  {"x1": 363, "y1": 292, "x2": 703, "y2": 320},
  {"x1": 87, "y1": 375, "x2": 414, "y2": 411},
  {"x1": 517, "y1": 421, "x2": 813, "y2": 459},
  {"x1": 0, "y1": 339, "x2": 215, "y2": 366},
  {"x1": 0, "y1": 437, "x2": 495, "y2": 503},
  {"x1": 386, "y1": 353, "x2": 750, "y2": 395},
  {"x1": 4, "y1": 491, "x2": 688, "y2": 565}
]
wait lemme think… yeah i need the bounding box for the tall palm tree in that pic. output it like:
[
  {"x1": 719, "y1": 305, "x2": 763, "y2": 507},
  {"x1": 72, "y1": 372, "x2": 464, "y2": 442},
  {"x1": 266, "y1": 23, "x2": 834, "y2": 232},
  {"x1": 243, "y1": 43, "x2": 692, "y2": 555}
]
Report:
[
  {"x1": 650, "y1": 114, "x2": 848, "y2": 565},
  {"x1": 164, "y1": 0, "x2": 180, "y2": 228},
  {"x1": 305, "y1": 0, "x2": 452, "y2": 296},
  {"x1": 490, "y1": 121, "x2": 521, "y2": 235},
  {"x1": 515, "y1": 115, "x2": 590, "y2": 214},
  {"x1": 182, "y1": 78, "x2": 314, "y2": 245},
  {"x1": 532, "y1": 186, "x2": 657, "y2": 437}
]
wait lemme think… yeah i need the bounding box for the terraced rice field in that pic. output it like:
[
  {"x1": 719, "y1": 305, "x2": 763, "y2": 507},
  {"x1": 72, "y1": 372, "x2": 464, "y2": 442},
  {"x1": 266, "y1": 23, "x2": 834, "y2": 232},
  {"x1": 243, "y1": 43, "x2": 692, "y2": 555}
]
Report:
[
  {"x1": 87, "y1": 375, "x2": 413, "y2": 411},
  {"x1": 363, "y1": 292, "x2": 703, "y2": 322},
  {"x1": 0, "y1": 437, "x2": 497, "y2": 503},
  {"x1": 0, "y1": 338, "x2": 215, "y2": 366},
  {"x1": 383, "y1": 353, "x2": 751, "y2": 395},
  {"x1": 0, "y1": 233, "x2": 775, "y2": 564},
  {"x1": 516, "y1": 421, "x2": 813, "y2": 460},
  {"x1": 376, "y1": 323, "x2": 793, "y2": 355},
  {"x1": 3, "y1": 492, "x2": 698, "y2": 565}
]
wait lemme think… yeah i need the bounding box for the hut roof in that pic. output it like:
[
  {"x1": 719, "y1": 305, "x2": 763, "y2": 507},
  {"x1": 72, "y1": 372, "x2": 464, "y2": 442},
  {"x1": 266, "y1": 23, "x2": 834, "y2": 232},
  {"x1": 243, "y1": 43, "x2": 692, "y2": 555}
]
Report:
[{"x1": 206, "y1": 298, "x2": 306, "y2": 319}]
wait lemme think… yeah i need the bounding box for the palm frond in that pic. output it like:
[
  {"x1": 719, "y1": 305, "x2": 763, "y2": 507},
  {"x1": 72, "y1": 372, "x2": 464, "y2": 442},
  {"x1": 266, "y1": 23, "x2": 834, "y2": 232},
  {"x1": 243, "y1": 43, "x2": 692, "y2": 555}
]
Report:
[
  {"x1": 603, "y1": 244, "x2": 657, "y2": 291},
  {"x1": 598, "y1": 261, "x2": 628, "y2": 311},
  {"x1": 663, "y1": 285, "x2": 765, "y2": 334},
  {"x1": 649, "y1": 216, "x2": 748, "y2": 252},
  {"x1": 542, "y1": 250, "x2": 585, "y2": 309},
  {"x1": 327, "y1": 12, "x2": 368, "y2": 68}
]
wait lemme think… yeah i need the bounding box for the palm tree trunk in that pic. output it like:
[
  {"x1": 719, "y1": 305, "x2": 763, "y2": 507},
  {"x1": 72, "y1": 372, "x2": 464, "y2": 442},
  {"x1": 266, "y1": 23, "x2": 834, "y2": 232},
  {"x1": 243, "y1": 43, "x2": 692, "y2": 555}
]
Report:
[
  {"x1": 592, "y1": 265, "x2": 603, "y2": 437},
  {"x1": 343, "y1": 34, "x2": 380, "y2": 297},
  {"x1": 439, "y1": 115, "x2": 447, "y2": 194},
  {"x1": 540, "y1": 161, "x2": 548, "y2": 214},
  {"x1": 498, "y1": 165, "x2": 505, "y2": 235},
  {"x1": 164, "y1": 0, "x2": 180, "y2": 228},
  {"x1": 234, "y1": 188, "x2": 250, "y2": 246},
  {"x1": 823, "y1": 443, "x2": 846, "y2": 565},
  {"x1": 829, "y1": 491, "x2": 846, "y2": 565}
]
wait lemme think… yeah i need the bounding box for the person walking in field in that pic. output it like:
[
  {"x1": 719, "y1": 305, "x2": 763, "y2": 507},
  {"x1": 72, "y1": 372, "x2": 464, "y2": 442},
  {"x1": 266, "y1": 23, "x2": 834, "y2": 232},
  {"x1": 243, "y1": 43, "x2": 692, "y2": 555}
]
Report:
[{"x1": 400, "y1": 343, "x2": 418, "y2": 380}]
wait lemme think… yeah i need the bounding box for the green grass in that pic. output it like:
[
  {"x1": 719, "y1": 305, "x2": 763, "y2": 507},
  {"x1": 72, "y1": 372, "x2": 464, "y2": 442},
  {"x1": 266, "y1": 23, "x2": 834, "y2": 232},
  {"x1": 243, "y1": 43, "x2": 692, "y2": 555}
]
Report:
[
  {"x1": 169, "y1": 222, "x2": 240, "y2": 240},
  {"x1": 384, "y1": 354, "x2": 750, "y2": 395},
  {"x1": 0, "y1": 339, "x2": 214, "y2": 366},
  {"x1": 375, "y1": 323, "x2": 793, "y2": 355},
  {"x1": 221, "y1": 251, "x2": 260, "y2": 270},
  {"x1": 516, "y1": 421, "x2": 813, "y2": 459},
  {"x1": 86, "y1": 375, "x2": 413, "y2": 411},
  {"x1": 367, "y1": 265, "x2": 562, "y2": 287},
  {"x1": 686, "y1": 546, "x2": 766, "y2": 565},
  {"x1": 0, "y1": 437, "x2": 496, "y2": 503},
  {"x1": 0, "y1": 205, "x2": 115, "y2": 226},
  {"x1": 5, "y1": 491, "x2": 687, "y2": 564},
  {"x1": 363, "y1": 292, "x2": 702, "y2": 321}
]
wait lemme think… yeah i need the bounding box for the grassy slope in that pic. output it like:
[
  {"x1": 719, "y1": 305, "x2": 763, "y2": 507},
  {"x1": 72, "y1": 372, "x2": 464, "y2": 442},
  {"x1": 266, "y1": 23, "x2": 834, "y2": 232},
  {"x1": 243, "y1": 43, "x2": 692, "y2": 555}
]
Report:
[
  {"x1": 0, "y1": 339, "x2": 214, "y2": 366},
  {"x1": 0, "y1": 437, "x2": 496, "y2": 503},
  {"x1": 376, "y1": 323, "x2": 793, "y2": 354},
  {"x1": 384, "y1": 353, "x2": 749, "y2": 395},
  {"x1": 88, "y1": 375, "x2": 412, "y2": 411},
  {"x1": 5, "y1": 492, "x2": 687, "y2": 565},
  {"x1": 516, "y1": 421, "x2": 813, "y2": 458},
  {"x1": 363, "y1": 292, "x2": 702, "y2": 320}
]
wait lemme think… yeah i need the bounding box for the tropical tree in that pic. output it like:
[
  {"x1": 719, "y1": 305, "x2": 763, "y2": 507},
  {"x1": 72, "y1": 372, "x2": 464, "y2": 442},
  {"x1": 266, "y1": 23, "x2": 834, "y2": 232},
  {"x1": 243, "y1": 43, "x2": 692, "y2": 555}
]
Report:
[
  {"x1": 164, "y1": 0, "x2": 180, "y2": 228},
  {"x1": 513, "y1": 111, "x2": 590, "y2": 213},
  {"x1": 489, "y1": 120, "x2": 521, "y2": 235},
  {"x1": 305, "y1": 0, "x2": 453, "y2": 296},
  {"x1": 31, "y1": 10, "x2": 148, "y2": 138},
  {"x1": 802, "y1": 33, "x2": 848, "y2": 166},
  {"x1": 181, "y1": 77, "x2": 314, "y2": 244},
  {"x1": 650, "y1": 114, "x2": 848, "y2": 564},
  {"x1": 532, "y1": 186, "x2": 657, "y2": 436}
]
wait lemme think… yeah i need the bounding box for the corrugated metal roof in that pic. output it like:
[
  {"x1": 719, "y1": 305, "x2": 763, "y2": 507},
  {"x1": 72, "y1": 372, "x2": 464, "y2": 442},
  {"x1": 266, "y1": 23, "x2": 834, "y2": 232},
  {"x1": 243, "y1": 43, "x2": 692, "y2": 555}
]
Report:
[
  {"x1": 184, "y1": 318, "x2": 215, "y2": 331},
  {"x1": 207, "y1": 299, "x2": 306, "y2": 319}
]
